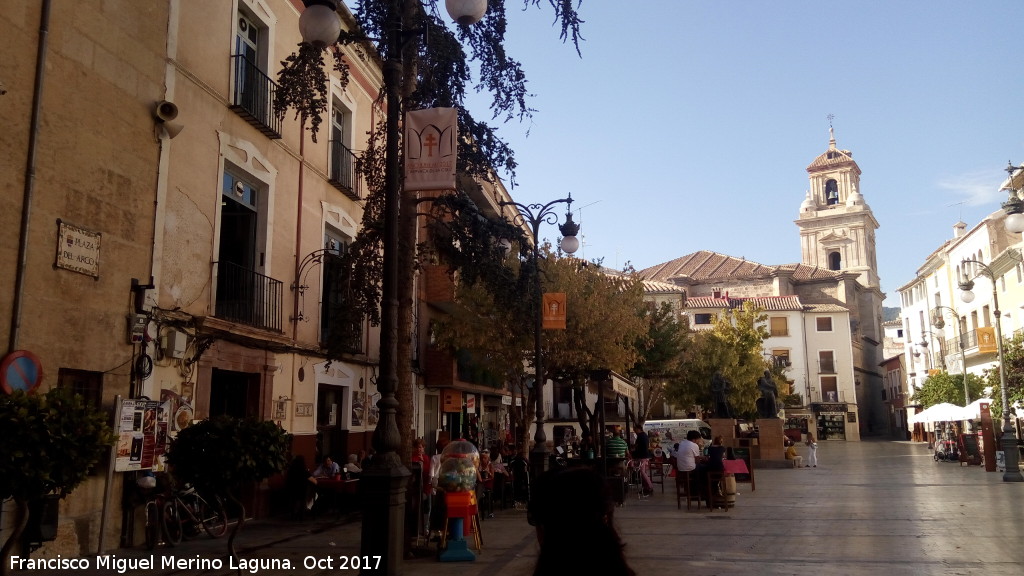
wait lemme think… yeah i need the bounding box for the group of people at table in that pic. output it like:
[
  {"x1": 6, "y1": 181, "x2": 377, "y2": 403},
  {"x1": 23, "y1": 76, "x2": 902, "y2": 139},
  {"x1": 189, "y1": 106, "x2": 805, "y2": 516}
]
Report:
[
  {"x1": 286, "y1": 452, "x2": 368, "y2": 517},
  {"x1": 605, "y1": 425, "x2": 736, "y2": 505}
]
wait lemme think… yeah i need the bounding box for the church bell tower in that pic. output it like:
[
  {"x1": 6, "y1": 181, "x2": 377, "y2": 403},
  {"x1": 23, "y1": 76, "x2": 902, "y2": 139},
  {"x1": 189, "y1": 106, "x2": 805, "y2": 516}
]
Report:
[{"x1": 796, "y1": 126, "x2": 881, "y2": 290}]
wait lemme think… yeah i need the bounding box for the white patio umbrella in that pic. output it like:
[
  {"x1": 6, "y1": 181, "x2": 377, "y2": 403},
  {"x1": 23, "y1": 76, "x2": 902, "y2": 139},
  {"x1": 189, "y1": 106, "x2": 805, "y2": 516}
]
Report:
[
  {"x1": 956, "y1": 398, "x2": 993, "y2": 420},
  {"x1": 909, "y1": 402, "x2": 966, "y2": 424}
]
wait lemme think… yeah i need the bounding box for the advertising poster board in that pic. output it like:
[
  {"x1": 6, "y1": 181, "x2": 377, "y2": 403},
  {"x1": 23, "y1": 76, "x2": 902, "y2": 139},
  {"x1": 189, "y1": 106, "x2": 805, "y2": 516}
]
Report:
[{"x1": 115, "y1": 389, "x2": 193, "y2": 472}]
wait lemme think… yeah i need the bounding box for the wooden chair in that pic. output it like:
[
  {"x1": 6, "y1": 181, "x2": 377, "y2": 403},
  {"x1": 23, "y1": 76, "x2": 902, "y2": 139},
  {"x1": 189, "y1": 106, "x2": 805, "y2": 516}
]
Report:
[
  {"x1": 731, "y1": 447, "x2": 756, "y2": 492},
  {"x1": 706, "y1": 470, "x2": 726, "y2": 510},
  {"x1": 649, "y1": 458, "x2": 665, "y2": 493},
  {"x1": 674, "y1": 471, "x2": 701, "y2": 511}
]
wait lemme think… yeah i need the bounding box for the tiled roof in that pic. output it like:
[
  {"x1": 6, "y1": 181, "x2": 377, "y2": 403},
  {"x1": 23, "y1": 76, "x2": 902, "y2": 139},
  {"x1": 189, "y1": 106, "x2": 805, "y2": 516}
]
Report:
[
  {"x1": 806, "y1": 147, "x2": 857, "y2": 171},
  {"x1": 638, "y1": 250, "x2": 844, "y2": 283},
  {"x1": 641, "y1": 279, "x2": 686, "y2": 294},
  {"x1": 687, "y1": 295, "x2": 805, "y2": 311},
  {"x1": 805, "y1": 303, "x2": 850, "y2": 313}
]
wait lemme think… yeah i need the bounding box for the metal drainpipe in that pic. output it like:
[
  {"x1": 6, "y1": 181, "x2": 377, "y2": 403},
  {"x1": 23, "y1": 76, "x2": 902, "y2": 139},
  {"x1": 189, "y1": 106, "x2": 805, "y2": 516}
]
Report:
[
  {"x1": 292, "y1": 120, "x2": 306, "y2": 342},
  {"x1": 9, "y1": 0, "x2": 52, "y2": 353}
]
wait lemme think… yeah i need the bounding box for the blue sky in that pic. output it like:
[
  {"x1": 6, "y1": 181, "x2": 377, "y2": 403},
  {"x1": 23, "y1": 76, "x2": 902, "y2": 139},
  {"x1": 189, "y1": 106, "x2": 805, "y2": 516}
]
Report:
[{"x1": 460, "y1": 1, "x2": 1024, "y2": 307}]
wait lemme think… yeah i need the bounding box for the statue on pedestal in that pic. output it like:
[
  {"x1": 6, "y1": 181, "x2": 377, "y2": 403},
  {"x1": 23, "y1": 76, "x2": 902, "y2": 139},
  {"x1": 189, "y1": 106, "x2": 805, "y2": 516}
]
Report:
[
  {"x1": 756, "y1": 370, "x2": 780, "y2": 419},
  {"x1": 710, "y1": 370, "x2": 732, "y2": 419}
]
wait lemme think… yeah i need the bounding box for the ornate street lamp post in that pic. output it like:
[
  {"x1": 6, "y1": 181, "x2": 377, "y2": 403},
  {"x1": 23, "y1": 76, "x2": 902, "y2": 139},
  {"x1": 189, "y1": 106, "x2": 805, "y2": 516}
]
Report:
[
  {"x1": 930, "y1": 306, "x2": 968, "y2": 403},
  {"x1": 499, "y1": 196, "x2": 579, "y2": 481},
  {"x1": 913, "y1": 329, "x2": 945, "y2": 371},
  {"x1": 959, "y1": 254, "x2": 1024, "y2": 482},
  {"x1": 294, "y1": 1, "x2": 488, "y2": 573},
  {"x1": 999, "y1": 161, "x2": 1024, "y2": 233}
]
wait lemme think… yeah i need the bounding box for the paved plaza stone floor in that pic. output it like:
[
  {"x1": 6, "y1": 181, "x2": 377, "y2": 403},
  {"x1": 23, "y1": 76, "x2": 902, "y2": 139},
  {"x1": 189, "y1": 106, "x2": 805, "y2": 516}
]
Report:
[{"x1": 54, "y1": 439, "x2": 1024, "y2": 575}]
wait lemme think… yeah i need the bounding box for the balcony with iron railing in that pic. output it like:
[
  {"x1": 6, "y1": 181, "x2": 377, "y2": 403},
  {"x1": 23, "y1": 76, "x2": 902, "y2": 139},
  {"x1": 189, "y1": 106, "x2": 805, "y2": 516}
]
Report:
[
  {"x1": 329, "y1": 140, "x2": 360, "y2": 200},
  {"x1": 229, "y1": 54, "x2": 282, "y2": 139},
  {"x1": 214, "y1": 261, "x2": 283, "y2": 332},
  {"x1": 946, "y1": 329, "x2": 983, "y2": 358}
]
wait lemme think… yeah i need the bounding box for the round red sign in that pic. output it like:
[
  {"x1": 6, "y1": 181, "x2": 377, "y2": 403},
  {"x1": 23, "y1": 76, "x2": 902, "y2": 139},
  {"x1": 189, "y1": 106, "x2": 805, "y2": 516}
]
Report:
[{"x1": 1, "y1": 350, "x2": 45, "y2": 394}]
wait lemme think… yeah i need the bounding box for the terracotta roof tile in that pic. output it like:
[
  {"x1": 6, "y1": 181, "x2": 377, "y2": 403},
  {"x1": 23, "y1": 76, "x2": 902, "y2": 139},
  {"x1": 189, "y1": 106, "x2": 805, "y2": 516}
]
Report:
[
  {"x1": 640, "y1": 252, "x2": 845, "y2": 284},
  {"x1": 686, "y1": 295, "x2": 805, "y2": 311},
  {"x1": 641, "y1": 279, "x2": 686, "y2": 294}
]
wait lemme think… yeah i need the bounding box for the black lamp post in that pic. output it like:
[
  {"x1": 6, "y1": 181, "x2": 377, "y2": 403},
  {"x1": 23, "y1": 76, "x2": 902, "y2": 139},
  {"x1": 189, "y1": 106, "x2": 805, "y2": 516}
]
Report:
[
  {"x1": 499, "y1": 196, "x2": 580, "y2": 481},
  {"x1": 930, "y1": 306, "x2": 967, "y2": 402},
  {"x1": 958, "y1": 255, "x2": 1024, "y2": 482},
  {"x1": 295, "y1": 1, "x2": 487, "y2": 573},
  {"x1": 1000, "y1": 161, "x2": 1024, "y2": 233}
]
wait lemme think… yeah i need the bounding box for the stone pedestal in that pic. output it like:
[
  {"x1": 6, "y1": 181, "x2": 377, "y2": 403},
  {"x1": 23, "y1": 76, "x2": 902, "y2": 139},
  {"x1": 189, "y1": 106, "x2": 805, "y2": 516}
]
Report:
[
  {"x1": 756, "y1": 419, "x2": 785, "y2": 462},
  {"x1": 708, "y1": 419, "x2": 737, "y2": 444}
]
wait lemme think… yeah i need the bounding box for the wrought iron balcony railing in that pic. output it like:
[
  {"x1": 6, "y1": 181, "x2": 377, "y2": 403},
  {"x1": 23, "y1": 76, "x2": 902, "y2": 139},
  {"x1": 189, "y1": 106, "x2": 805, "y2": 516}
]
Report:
[
  {"x1": 329, "y1": 139, "x2": 360, "y2": 200},
  {"x1": 229, "y1": 54, "x2": 282, "y2": 139},
  {"x1": 214, "y1": 261, "x2": 283, "y2": 332}
]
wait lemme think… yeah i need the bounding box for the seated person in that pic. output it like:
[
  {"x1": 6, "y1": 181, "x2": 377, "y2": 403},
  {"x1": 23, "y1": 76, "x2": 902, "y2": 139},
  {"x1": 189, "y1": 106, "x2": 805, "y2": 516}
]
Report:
[
  {"x1": 285, "y1": 456, "x2": 318, "y2": 518},
  {"x1": 344, "y1": 453, "x2": 363, "y2": 478},
  {"x1": 675, "y1": 430, "x2": 709, "y2": 500},
  {"x1": 313, "y1": 456, "x2": 341, "y2": 479},
  {"x1": 606, "y1": 428, "x2": 628, "y2": 459},
  {"x1": 785, "y1": 440, "x2": 804, "y2": 468},
  {"x1": 707, "y1": 436, "x2": 727, "y2": 471}
]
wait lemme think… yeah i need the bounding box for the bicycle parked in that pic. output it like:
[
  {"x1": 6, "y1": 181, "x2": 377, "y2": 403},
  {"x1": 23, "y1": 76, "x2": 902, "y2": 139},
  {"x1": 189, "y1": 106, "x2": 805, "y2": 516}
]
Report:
[
  {"x1": 161, "y1": 484, "x2": 228, "y2": 545},
  {"x1": 143, "y1": 490, "x2": 166, "y2": 550}
]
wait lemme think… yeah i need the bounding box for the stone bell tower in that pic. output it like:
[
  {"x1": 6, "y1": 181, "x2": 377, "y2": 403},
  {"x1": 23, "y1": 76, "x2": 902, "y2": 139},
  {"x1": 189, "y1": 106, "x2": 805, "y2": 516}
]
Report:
[{"x1": 796, "y1": 126, "x2": 881, "y2": 290}]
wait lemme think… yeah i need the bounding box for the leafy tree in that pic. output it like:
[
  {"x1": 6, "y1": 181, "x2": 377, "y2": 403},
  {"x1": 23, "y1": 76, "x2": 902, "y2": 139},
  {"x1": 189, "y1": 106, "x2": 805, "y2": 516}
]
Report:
[
  {"x1": 914, "y1": 371, "x2": 985, "y2": 409},
  {"x1": 982, "y1": 332, "x2": 1024, "y2": 420},
  {"x1": 0, "y1": 388, "x2": 113, "y2": 573},
  {"x1": 628, "y1": 301, "x2": 690, "y2": 423},
  {"x1": 166, "y1": 417, "x2": 290, "y2": 560},
  {"x1": 665, "y1": 303, "x2": 770, "y2": 419},
  {"x1": 432, "y1": 249, "x2": 648, "y2": 448},
  {"x1": 275, "y1": 0, "x2": 585, "y2": 462}
]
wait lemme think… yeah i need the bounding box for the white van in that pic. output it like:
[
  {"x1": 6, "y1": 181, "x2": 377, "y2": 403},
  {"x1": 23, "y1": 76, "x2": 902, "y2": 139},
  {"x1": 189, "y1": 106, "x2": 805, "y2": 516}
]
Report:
[{"x1": 643, "y1": 419, "x2": 713, "y2": 456}]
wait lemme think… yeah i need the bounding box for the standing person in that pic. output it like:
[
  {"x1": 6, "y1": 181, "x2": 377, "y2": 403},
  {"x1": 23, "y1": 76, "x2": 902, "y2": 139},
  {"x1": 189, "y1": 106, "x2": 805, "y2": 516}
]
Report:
[
  {"x1": 477, "y1": 449, "x2": 495, "y2": 518},
  {"x1": 410, "y1": 438, "x2": 431, "y2": 536},
  {"x1": 528, "y1": 468, "x2": 636, "y2": 576},
  {"x1": 805, "y1": 433, "x2": 818, "y2": 467},
  {"x1": 428, "y1": 437, "x2": 449, "y2": 537},
  {"x1": 631, "y1": 424, "x2": 653, "y2": 495}
]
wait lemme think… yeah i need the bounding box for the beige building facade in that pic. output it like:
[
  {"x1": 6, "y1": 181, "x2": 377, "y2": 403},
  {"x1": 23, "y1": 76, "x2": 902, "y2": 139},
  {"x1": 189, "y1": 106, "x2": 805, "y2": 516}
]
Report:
[
  {"x1": 639, "y1": 131, "x2": 885, "y2": 439},
  {"x1": 898, "y1": 207, "x2": 1024, "y2": 417},
  {"x1": 1, "y1": 0, "x2": 389, "y2": 556}
]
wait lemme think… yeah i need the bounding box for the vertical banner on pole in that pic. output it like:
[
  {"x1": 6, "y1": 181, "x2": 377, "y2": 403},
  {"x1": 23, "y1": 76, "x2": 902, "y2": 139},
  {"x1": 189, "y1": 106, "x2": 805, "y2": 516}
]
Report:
[
  {"x1": 542, "y1": 292, "x2": 567, "y2": 329},
  {"x1": 404, "y1": 107, "x2": 457, "y2": 192},
  {"x1": 978, "y1": 327, "x2": 997, "y2": 354}
]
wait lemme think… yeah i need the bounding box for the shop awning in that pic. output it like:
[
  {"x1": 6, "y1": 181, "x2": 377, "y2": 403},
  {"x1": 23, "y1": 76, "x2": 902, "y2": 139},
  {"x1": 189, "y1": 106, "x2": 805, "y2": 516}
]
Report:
[{"x1": 587, "y1": 370, "x2": 637, "y2": 402}]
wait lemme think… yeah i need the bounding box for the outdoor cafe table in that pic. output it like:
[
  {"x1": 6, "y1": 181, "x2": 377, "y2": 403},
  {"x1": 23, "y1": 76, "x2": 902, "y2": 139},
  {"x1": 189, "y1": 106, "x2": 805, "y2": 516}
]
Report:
[
  {"x1": 315, "y1": 477, "x2": 359, "y2": 516},
  {"x1": 723, "y1": 459, "x2": 748, "y2": 475}
]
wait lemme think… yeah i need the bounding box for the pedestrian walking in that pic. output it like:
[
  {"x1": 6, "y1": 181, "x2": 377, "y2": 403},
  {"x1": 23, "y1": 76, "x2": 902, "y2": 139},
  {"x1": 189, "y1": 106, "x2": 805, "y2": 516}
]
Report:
[{"x1": 528, "y1": 467, "x2": 636, "y2": 576}]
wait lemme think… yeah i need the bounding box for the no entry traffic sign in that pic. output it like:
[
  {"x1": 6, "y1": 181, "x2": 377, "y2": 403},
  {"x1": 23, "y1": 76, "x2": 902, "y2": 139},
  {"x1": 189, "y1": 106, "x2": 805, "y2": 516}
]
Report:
[{"x1": 1, "y1": 350, "x2": 44, "y2": 394}]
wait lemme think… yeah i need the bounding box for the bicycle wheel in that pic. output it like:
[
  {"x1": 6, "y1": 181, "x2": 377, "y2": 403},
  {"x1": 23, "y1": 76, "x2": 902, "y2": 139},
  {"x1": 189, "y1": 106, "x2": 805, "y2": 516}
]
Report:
[
  {"x1": 162, "y1": 501, "x2": 182, "y2": 546},
  {"x1": 144, "y1": 502, "x2": 160, "y2": 550},
  {"x1": 200, "y1": 495, "x2": 228, "y2": 538}
]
